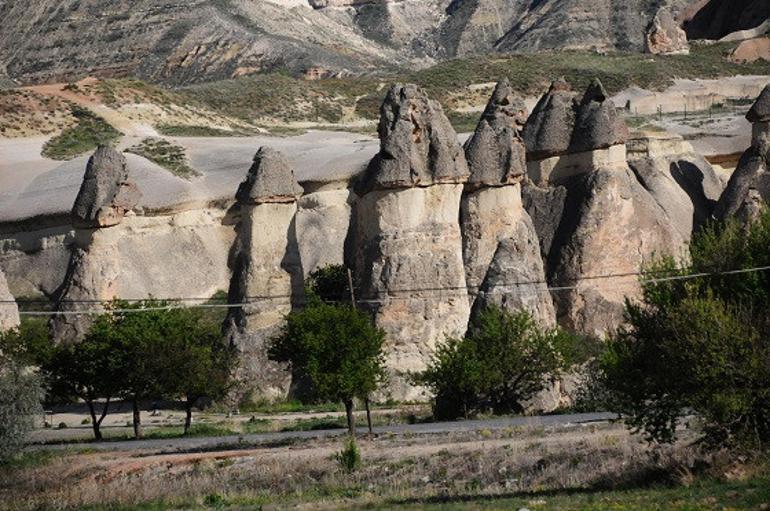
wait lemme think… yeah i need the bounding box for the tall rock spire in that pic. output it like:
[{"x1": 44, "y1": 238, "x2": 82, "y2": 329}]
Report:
[
  {"x1": 224, "y1": 147, "x2": 305, "y2": 401},
  {"x1": 354, "y1": 84, "x2": 471, "y2": 400},
  {"x1": 461, "y1": 80, "x2": 555, "y2": 326}
]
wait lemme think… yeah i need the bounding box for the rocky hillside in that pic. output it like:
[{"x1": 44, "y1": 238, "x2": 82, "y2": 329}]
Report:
[{"x1": 1, "y1": 0, "x2": 766, "y2": 86}]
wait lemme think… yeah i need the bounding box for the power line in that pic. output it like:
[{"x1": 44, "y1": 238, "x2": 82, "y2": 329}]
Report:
[{"x1": 11, "y1": 264, "x2": 770, "y2": 316}]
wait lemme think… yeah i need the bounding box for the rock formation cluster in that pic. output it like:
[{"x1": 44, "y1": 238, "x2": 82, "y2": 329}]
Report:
[
  {"x1": 223, "y1": 148, "x2": 305, "y2": 400},
  {"x1": 523, "y1": 79, "x2": 684, "y2": 335},
  {"x1": 646, "y1": 8, "x2": 690, "y2": 55},
  {"x1": 21, "y1": 77, "x2": 770, "y2": 403}
]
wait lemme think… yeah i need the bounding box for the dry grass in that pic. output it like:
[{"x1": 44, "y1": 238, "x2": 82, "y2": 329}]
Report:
[{"x1": 1, "y1": 423, "x2": 744, "y2": 511}]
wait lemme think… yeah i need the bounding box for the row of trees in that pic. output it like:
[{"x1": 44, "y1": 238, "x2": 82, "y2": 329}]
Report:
[{"x1": 1, "y1": 303, "x2": 234, "y2": 441}]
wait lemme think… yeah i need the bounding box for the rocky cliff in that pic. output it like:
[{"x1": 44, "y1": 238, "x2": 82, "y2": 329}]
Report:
[{"x1": 0, "y1": 0, "x2": 748, "y2": 85}]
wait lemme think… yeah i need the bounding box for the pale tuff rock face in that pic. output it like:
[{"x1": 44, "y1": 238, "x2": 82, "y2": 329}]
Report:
[
  {"x1": 461, "y1": 80, "x2": 555, "y2": 326},
  {"x1": 627, "y1": 132, "x2": 725, "y2": 241},
  {"x1": 355, "y1": 84, "x2": 471, "y2": 401},
  {"x1": 225, "y1": 147, "x2": 304, "y2": 401},
  {"x1": 465, "y1": 79, "x2": 528, "y2": 188},
  {"x1": 362, "y1": 84, "x2": 470, "y2": 191},
  {"x1": 646, "y1": 8, "x2": 690, "y2": 55},
  {"x1": 71, "y1": 146, "x2": 141, "y2": 229},
  {"x1": 715, "y1": 85, "x2": 770, "y2": 220},
  {"x1": 0, "y1": 270, "x2": 20, "y2": 332}
]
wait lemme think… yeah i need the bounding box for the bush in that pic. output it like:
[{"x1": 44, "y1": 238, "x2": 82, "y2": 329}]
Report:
[
  {"x1": 41, "y1": 106, "x2": 121, "y2": 160},
  {"x1": 602, "y1": 213, "x2": 770, "y2": 449},
  {"x1": 336, "y1": 437, "x2": 361, "y2": 473},
  {"x1": 0, "y1": 356, "x2": 45, "y2": 463},
  {"x1": 419, "y1": 306, "x2": 572, "y2": 420}
]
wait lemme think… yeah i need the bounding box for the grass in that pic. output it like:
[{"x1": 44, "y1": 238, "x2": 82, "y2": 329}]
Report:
[
  {"x1": 155, "y1": 124, "x2": 253, "y2": 137},
  {"x1": 181, "y1": 42, "x2": 768, "y2": 130},
  {"x1": 125, "y1": 138, "x2": 199, "y2": 179},
  {"x1": 41, "y1": 106, "x2": 121, "y2": 160}
]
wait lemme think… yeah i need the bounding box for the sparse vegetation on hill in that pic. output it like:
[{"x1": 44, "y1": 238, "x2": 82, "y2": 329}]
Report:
[
  {"x1": 125, "y1": 138, "x2": 199, "y2": 179},
  {"x1": 40, "y1": 106, "x2": 121, "y2": 160}
]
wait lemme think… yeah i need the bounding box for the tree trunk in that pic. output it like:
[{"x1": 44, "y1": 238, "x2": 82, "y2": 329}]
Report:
[
  {"x1": 184, "y1": 402, "x2": 193, "y2": 435},
  {"x1": 345, "y1": 399, "x2": 355, "y2": 437},
  {"x1": 132, "y1": 399, "x2": 143, "y2": 439},
  {"x1": 365, "y1": 398, "x2": 373, "y2": 435},
  {"x1": 87, "y1": 400, "x2": 103, "y2": 441}
]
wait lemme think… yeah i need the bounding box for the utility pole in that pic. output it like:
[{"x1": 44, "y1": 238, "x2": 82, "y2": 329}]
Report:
[{"x1": 347, "y1": 267, "x2": 374, "y2": 436}]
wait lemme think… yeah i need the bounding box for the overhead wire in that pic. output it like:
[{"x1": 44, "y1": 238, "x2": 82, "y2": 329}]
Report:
[{"x1": 8, "y1": 264, "x2": 770, "y2": 316}]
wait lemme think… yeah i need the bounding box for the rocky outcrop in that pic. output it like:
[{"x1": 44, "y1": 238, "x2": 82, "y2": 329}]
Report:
[
  {"x1": 461, "y1": 80, "x2": 555, "y2": 326},
  {"x1": 524, "y1": 79, "x2": 629, "y2": 187},
  {"x1": 523, "y1": 79, "x2": 683, "y2": 335},
  {"x1": 627, "y1": 132, "x2": 724, "y2": 240},
  {"x1": 715, "y1": 85, "x2": 770, "y2": 220},
  {"x1": 224, "y1": 148, "x2": 304, "y2": 401},
  {"x1": 355, "y1": 84, "x2": 470, "y2": 401},
  {"x1": 0, "y1": 270, "x2": 19, "y2": 332},
  {"x1": 683, "y1": 0, "x2": 770, "y2": 41},
  {"x1": 645, "y1": 8, "x2": 689, "y2": 55},
  {"x1": 51, "y1": 147, "x2": 142, "y2": 344}
]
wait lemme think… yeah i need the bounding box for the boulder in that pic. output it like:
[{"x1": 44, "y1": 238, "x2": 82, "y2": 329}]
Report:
[
  {"x1": 525, "y1": 79, "x2": 628, "y2": 186},
  {"x1": 522, "y1": 78, "x2": 578, "y2": 161},
  {"x1": 461, "y1": 80, "x2": 555, "y2": 326},
  {"x1": 747, "y1": 84, "x2": 770, "y2": 124},
  {"x1": 645, "y1": 8, "x2": 690, "y2": 55},
  {"x1": 224, "y1": 147, "x2": 304, "y2": 401},
  {"x1": 465, "y1": 79, "x2": 528, "y2": 188},
  {"x1": 0, "y1": 270, "x2": 19, "y2": 332},
  {"x1": 360, "y1": 84, "x2": 469, "y2": 191},
  {"x1": 71, "y1": 146, "x2": 141, "y2": 228},
  {"x1": 355, "y1": 84, "x2": 471, "y2": 401}
]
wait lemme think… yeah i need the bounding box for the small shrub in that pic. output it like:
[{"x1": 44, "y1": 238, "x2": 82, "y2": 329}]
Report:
[
  {"x1": 125, "y1": 137, "x2": 199, "y2": 179},
  {"x1": 56, "y1": 422, "x2": 68, "y2": 430},
  {"x1": 335, "y1": 437, "x2": 361, "y2": 473},
  {"x1": 0, "y1": 357, "x2": 45, "y2": 463},
  {"x1": 41, "y1": 106, "x2": 121, "y2": 160}
]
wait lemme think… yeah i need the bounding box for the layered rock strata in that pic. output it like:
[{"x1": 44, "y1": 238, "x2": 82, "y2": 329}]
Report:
[
  {"x1": 523, "y1": 79, "x2": 683, "y2": 335},
  {"x1": 355, "y1": 84, "x2": 471, "y2": 401},
  {"x1": 715, "y1": 84, "x2": 770, "y2": 220},
  {"x1": 460, "y1": 80, "x2": 555, "y2": 326},
  {"x1": 223, "y1": 148, "x2": 305, "y2": 401},
  {"x1": 51, "y1": 147, "x2": 142, "y2": 344}
]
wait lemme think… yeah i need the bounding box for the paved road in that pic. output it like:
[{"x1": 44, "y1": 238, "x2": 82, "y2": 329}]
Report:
[{"x1": 35, "y1": 412, "x2": 617, "y2": 453}]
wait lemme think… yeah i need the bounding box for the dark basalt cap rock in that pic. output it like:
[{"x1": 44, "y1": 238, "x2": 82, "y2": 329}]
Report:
[
  {"x1": 570, "y1": 79, "x2": 629, "y2": 153},
  {"x1": 71, "y1": 146, "x2": 141, "y2": 228},
  {"x1": 747, "y1": 84, "x2": 770, "y2": 123},
  {"x1": 523, "y1": 78, "x2": 578, "y2": 160},
  {"x1": 362, "y1": 83, "x2": 469, "y2": 191},
  {"x1": 236, "y1": 147, "x2": 303, "y2": 204},
  {"x1": 465, "y1": 80, "x2": 527, "y2": 187}
]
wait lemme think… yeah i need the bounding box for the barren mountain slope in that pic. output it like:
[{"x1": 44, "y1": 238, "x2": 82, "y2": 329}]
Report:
[{"x1": 0, "y1": 0, "x2": 767, "y2": 86}]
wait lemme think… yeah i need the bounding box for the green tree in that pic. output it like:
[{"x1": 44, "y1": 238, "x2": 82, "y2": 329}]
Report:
[
  {"x1": 159, "y1": 308, "x2": 235, "y2": 435},
  {"x1": 419, "y1": 306, "x2": 571, "y2": 420},
  {"x1": 602, "y1": 213, "x2": 770, "y2": 448},
  {"x1": 269, "y1": 302, "x2": 386, "y2": 436},
  {"x1": 0, "y1": 347, "x2": 45, "y2": 462},
  {"x1": 45, "y1": 315, "x2": 124, "y2": 441},
  {"x1": 305, "y1": 264, "x2": 351, "y2": 305}
]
